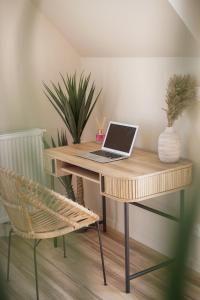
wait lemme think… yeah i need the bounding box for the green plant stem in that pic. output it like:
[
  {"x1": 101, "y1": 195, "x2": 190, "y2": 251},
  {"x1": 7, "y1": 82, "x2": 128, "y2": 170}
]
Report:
[
  {"x1": 58, "y1": 176, "x2": 76, "y2": 201},
  {"x1": 166, "y1": 192, "x2": 199, "y2": 300}
]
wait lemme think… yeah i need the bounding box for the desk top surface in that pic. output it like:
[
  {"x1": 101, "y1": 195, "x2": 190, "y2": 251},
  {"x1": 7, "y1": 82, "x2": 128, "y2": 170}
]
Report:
[{"x1": 44, "y1": 142, "x2": 192, "y2": 179}]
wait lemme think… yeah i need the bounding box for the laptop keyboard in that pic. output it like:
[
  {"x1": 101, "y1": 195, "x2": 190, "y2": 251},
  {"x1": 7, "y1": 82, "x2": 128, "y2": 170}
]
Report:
[{"x1": 92, "y1": 150, "x2": 122, "y2": 159}]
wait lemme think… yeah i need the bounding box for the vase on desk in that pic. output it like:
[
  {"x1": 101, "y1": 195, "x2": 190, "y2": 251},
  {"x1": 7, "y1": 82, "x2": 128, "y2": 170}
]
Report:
[{"x1": 158, "y1": 127, "x2": 181, "y2": 163}]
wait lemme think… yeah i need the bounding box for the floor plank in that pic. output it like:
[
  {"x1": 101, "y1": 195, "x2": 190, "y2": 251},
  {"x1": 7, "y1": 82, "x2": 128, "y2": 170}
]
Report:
[{"x1": 0, "y1": 228, "x2": 199, "y2": 300}]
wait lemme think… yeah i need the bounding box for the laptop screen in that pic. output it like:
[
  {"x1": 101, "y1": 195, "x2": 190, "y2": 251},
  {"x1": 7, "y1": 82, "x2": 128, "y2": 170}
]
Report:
[{"x1": 103, "y1": 123, "x2": 137, "y2": 153}]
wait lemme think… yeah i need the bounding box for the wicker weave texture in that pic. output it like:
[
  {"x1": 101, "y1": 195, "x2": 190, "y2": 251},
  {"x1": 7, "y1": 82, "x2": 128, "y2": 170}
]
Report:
[
  {"x1": 0, "y1": 168, "x2": 98, "y2": 239},
  {"x1": 103, "y1": 166, "x2": 192, "y2": 201}
]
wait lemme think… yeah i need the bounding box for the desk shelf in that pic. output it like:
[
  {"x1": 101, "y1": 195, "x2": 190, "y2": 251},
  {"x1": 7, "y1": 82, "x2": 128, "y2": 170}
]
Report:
[
  {"x1": 61, "y1": 165, "x2": 100, "y2": 184},
  {"x1": 44, "y1": 154, "x2": 100, "y2": 183}
]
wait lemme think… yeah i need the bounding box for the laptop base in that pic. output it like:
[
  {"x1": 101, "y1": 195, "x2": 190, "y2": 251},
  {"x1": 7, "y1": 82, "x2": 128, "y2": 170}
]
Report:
[{"x1": 78, "y1": 151, "x2": 127, "y2": 163}]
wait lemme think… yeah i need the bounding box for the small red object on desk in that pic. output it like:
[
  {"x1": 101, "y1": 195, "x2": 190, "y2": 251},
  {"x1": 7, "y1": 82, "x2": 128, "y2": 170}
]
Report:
[{"x1": 96, "y1": 128, "x2": 105, "y2": 144}]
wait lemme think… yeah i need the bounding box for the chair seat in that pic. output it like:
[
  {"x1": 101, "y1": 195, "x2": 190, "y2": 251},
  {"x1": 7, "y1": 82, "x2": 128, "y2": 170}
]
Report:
[
  {"x1": 30, "y1": 210, "x2": 75, "y2": 239},
  {"x1": 11, "y1": 205, "x2": 98, "y2": 239}
]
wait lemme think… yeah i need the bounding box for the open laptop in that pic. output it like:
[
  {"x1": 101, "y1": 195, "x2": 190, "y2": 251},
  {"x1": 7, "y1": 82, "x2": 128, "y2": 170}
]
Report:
[{"x1": 78, "y1": 121, "x2": 139, "y2": 163}]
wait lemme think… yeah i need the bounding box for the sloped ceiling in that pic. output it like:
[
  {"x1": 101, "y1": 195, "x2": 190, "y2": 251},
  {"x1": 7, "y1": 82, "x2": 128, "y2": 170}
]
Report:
[
  {"x1": 33, "y1": 0, "x2": 199, "y2": 57},
  {"x1": 168, "y1": 0, "x2": 200, "y2": 43}
]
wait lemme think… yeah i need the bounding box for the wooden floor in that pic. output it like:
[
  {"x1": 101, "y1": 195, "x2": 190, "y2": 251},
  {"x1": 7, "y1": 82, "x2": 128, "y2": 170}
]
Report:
[{"x1": 0, "y1": 228, "x2": 199, "y2": 300}]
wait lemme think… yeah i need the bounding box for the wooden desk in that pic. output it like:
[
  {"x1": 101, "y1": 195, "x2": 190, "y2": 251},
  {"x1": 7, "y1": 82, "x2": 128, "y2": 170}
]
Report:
[{"x1": 44, "y1": 142, "x2": 192, "y2": 293}]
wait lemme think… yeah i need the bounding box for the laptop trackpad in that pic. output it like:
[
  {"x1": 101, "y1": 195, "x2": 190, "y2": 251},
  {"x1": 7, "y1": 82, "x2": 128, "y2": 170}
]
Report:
[
  {"x1": 79, "y1": 152, "x2": 111, "y2": 163},
  {"x1": 91, "y1": 150, "x2": 122, "y2": 159}
]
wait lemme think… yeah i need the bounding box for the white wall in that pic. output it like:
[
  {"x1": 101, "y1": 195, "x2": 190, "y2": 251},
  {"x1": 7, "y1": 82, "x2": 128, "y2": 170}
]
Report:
[
  {"x1": 81, "y1": 57, "x2": 200, "y2": 271},
  {"x1": 0, "y1": 0, "x2": 80, "y2": 136}
]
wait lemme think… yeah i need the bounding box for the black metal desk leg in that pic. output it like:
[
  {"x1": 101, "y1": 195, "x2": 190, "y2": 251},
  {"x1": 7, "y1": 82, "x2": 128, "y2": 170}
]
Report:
[
  {"x1": 102, "y1": 195, "x2": 107, "y2": 232},
  {"x1": 54, "y1": 237, "x2": 58, "y2": 248},
  {"x1": 124, "y1": 203, "x2": 130, "y2": 293}
]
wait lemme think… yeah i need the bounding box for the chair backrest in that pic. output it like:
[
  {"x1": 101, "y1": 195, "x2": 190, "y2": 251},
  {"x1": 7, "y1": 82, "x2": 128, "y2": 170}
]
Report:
[
  {"x1": 0, "y1": 168, "x2": 34, "y2": 235},
  {"x1": 0, "y1": 168, "x2": 99, "y2": 238}
]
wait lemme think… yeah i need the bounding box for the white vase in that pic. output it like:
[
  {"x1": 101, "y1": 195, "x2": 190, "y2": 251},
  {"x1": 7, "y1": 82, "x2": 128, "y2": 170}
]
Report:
[{"x1": 158, "y1": 127, "x2": 181, "y2": 163}]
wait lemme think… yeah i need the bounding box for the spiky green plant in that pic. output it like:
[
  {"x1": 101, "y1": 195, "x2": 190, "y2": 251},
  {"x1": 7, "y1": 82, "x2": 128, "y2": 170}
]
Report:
[
  {"x1": 163, "y1": 74, "x2": 196, "y2": 127},
  {"x1": 43, "y1": 73, "x2": 101, "y2": 206},
  {"x1": 44, "y1": 130, "x2": 76, "y2": 201},
  {"x1": 43, "y1": 73, "x2": 101, "y2": 144}
]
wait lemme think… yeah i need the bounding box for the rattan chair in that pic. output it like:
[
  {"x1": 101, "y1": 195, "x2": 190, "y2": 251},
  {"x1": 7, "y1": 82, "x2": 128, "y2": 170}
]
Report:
[{"x1": 0, "y1": 168, "x2": 107, "y2": 300}]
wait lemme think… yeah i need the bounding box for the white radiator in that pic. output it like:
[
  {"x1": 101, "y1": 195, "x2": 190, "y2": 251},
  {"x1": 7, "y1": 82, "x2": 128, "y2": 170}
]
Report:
[{"x1": 0, "y1": 128, "x2": 45, "y2": 223}]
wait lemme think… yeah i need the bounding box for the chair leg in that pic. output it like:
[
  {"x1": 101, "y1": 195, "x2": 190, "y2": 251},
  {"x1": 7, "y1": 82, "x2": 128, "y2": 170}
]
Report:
[
  {"x1": 96, "y1": 222, "x2": 107, "y2": 286},
  {"x1": 53, "y1": 237, "x2": 58, "y2": 248},
  {"x1": 7, "y1": 229, "x2": 13, "y2": 281},
  {"x1": 33, "y1": 240, "x2": 41, "y2": 300},
  {"x1": 62, "y1": 235, "x2": 66, "y2": 258}
]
